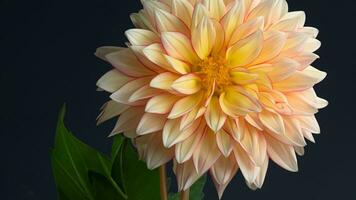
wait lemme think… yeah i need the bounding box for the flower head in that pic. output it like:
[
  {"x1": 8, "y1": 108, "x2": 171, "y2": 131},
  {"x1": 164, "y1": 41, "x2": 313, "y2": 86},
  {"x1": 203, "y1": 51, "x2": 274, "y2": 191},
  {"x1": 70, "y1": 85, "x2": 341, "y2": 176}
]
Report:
[{"x1": 96, "y1": 0, "x2": 327, "y2": 197}]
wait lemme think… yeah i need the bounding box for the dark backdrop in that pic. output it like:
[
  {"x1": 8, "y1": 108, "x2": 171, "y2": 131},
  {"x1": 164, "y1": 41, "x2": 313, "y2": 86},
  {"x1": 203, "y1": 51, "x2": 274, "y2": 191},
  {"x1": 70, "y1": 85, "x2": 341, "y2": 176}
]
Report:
[{"x1": 1, "y1": 0, "x2": 354, "y2": 199}]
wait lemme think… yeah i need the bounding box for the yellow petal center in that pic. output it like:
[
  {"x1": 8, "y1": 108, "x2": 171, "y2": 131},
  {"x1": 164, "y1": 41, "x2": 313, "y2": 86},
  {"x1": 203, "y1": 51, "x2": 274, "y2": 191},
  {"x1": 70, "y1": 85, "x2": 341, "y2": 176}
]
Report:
[{"x1": 194, "y1": 56, "x2": 232, "y2": 95}]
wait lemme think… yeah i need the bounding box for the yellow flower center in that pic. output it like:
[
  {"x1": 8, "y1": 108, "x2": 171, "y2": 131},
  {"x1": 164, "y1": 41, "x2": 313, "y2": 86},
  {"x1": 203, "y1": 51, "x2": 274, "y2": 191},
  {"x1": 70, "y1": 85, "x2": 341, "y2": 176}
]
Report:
[{"x1": 194, "y1": 56, "x2": 232, "y2": 95}]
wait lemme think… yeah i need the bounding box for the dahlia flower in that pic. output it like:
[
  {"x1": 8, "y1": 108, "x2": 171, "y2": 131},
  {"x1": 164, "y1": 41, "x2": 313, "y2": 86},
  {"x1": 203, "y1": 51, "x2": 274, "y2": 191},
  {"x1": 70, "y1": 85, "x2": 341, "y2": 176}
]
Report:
[{"x1": 96, "y1": 0, "x2": 327, "y2": 197}]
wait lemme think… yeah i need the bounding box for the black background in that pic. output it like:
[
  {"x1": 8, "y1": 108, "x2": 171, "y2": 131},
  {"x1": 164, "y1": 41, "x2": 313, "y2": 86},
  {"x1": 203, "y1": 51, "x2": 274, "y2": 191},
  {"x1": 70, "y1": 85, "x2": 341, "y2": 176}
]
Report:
[{"x1": 1, "y1": 0, "x2": 354, "y2": 199}]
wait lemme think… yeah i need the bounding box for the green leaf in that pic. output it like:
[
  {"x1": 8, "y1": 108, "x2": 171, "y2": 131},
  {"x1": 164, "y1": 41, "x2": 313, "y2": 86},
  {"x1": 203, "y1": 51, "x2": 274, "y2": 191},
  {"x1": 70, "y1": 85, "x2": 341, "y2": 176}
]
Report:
[
  {"x1": 111, "y1": 136, "x2": 126, "y2": 194},
  {"x1": 51, "y1": 105, "x2": 126, "y2": 200},
  {"x1": 88, "y1": 171, "x2": 126, "y2": 200},
  {"x1": 169, "y1": 175, "x2": 207, "y2": 200},
  {"x1": 120, "y1": 142, "x2": 161, "y2": 200}
]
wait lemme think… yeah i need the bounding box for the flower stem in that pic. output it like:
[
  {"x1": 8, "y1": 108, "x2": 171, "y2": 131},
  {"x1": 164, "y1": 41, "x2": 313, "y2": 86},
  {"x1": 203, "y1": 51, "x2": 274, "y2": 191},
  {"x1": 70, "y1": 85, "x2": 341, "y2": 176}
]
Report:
[
  {"x1": 159, "y1": 165, "x2": 168, "y2": 200},
  {"x1": 180, "y1": 188, "x2": 190, "y2": 200}
]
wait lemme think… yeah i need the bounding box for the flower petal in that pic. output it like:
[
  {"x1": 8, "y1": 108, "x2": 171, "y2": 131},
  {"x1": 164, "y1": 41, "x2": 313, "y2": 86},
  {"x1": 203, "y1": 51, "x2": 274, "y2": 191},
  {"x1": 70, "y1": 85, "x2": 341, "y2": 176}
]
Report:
[
  {"x1": 146, "y1": 93, "x2": 179, "y2": 114},
  {"x1": 175, "y1": 123, "x2": 206, "y2": 163},
  {"x1": 125, "y1": 29, "x2": 160, "y2": 46},
  {"x1": 226, "y1": 30, "x2": 263, "y2": 68},
  {"x1": 155, "y1": 8, "x2": 190, "y2": 35},
  {"x1": 233, "y1": 144, "x2": 258, "y2": 184},
  {"x1": 95, "y1": 46, "x2": 125, "y2": 61},
  {"x1": 137, "y1": 113, "x2": 167, "y2": 135},
  {"x1": 251, "y1": 30, "x2": 287, "y2": 65},
  {"x1": 284, "y1": 117, "x2": 307, "y2": 147},
  {"x1": 106, "y1": 49, "x2": 154, "y2": 77},
  {"x1": 268, "y1": 58, "x2": 299, "y2": 82},
  {"x1": 259, "y1": 109, "x2": 285, "y2": 135},
  {"x1": 265, "y1": 134, "x2": 298, "y2": 172},
  {"x1": 193, "y1": 130, "x2": 221, "y2": 175},
  {"x1": 192, "y1": 16, "x2": 216, "y2": 59},
  {"x1": 174, "y1": 159, "x2": 201, "y2": 191},
  {"x1": 220, "y1": 86, "x2": 262, "y2": 117},
  {"x1": 230, "y1": 68, "x2": 259, "y2": 85},
  {"x1": 229, "y1": 17, "x2": 264, "y2": 45},
  {"x1": 143, "y1": 44, "x2": 179, "y2": 73},
  {"x1": 172, "y1": 0, "x2": 194, "y2": 27},
  {"x1": 205, "y1": 96, "x2": 227, "y2": 132},
  {"x1": 129, "y1": 85, "x2": 162, "y2": 102},
  {"x1": 216, "y1": 129, "x2": 233, "y2": 157},
  {"x1": 162, "y1": 118, "x2": 201, "y2": 148},
  {"x1": 110, "y1": 106, "x2": 145, "y2": 136},
  {"x1": 164, "y1": 54, "x2": 191, "y2": 74},
  {"x1": 168, "y1": 92, "x2": 203, "y2": 119},
  {"x1": 273, "y1": 66, "x2": 327, "y2": 92},
  {"x1": 171, "y1": 74, "x2": 202, "y2": 94},
  {"x1": 110, "y1": 77, "x2": 152, "y2": 105},
  {"x1": 191, "y1": 3, "x2": 210, "y2": 28},
  {"x1": 239, "y1": 126, "x2": 267, "y2": 166},
  {"x1": 141, "y1": 132, "x2": 174, "y2": 169},
  {"x1": 150, "y1": 72, "x2": 179, "y2": 91},
  {"x1": 221, "y1": 0, "x2": 245, "y2": 44},
  {"x1": 203, "y1": 0, "x2": 226, "y2": 20},
  {"x1": 223, "y1": 117, "x2": 244, "y2": 141},
  {"x1": 161, "y1": 32, "x2": 200, "y2": 64},
  {"x1": 97, "y1": 100, "x2": 129, "y2": 125},
  {"x1": 271, "y1": 11, "x2": 306, "y2": 31},
  {"x1": 97, "y1": 69, "x2": 133, "y2": 93}
]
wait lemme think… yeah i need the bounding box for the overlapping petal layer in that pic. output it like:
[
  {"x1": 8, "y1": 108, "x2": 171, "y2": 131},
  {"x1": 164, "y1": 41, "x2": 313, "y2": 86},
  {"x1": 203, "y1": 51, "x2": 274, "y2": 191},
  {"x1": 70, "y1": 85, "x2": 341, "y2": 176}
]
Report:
[{"x1": 96, "y1": 0, "x2": 327, "y2": 198}]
